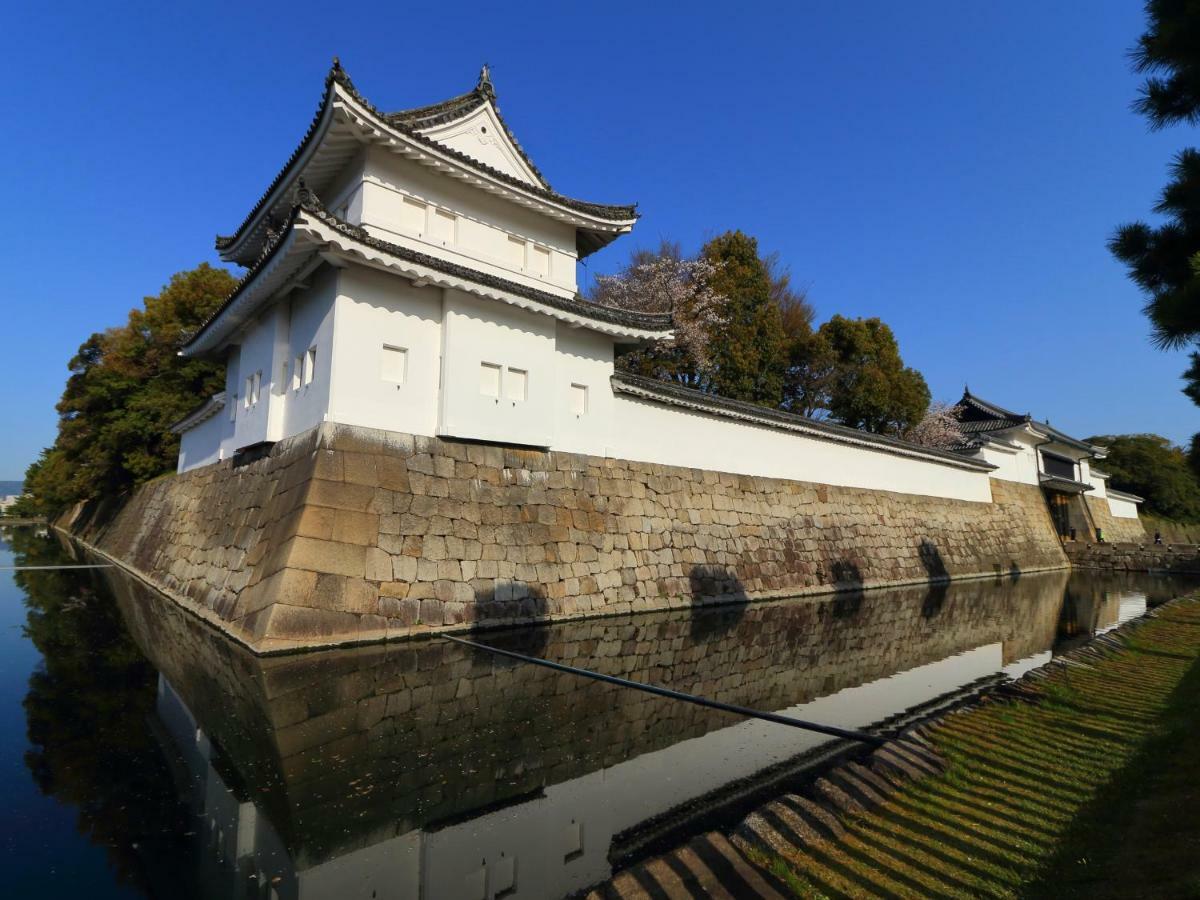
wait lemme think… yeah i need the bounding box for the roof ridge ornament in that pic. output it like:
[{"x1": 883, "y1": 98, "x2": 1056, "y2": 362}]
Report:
[
  {"x1": 476, "y1": 63, "x2": 495, "y2": 98},
  {"x1": 296, "y1": 179, "x2": 324, "y2": 211}
]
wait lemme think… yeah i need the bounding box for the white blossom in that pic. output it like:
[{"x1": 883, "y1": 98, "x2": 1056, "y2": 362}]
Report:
[
  {"x1": 904, "y1": 401, "x2": 966, "y2": 449},
  {"x1": 592, "y1": 255, "x2": 726, "y2": 370}
]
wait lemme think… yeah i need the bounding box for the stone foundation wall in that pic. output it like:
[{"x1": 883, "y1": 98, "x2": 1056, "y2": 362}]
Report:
[
  {"x1": 1085, "y1": 496, "x2": 1147, "y2": 544},
  {"x1": 1065, "y1": 540, "x2": 1200, "y2": 575},
  {"x1": 76, "y1": 423, "x2": 1068, "y2": 652}
]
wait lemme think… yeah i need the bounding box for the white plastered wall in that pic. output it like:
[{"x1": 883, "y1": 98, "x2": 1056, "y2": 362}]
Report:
[
  {"x1": 177, "y1": 411, "x2": 227, "y2": 473},
  {"x1": 417, "y1": 102, "x2": 541, "y2": 186},
  {"x1": 1108, "y1": 494, "x2": 1141, "y2": 519},
  {"x1": 359, "y1": 147, "x2": 578, "y2": 296},
  {"x1": 552, "y1": 327, "x2": 615, "y2": 455},
  {"x1": 609, "y1": 396, "x2": 993, "y2": 502},
  {"x1": 327, "y1": 266, "x2": 443, "y2": 437},
  {"x1": 279, "y1": 266, "x2": 338, "y2": 440},
  {"x1": 976, "y1": 433, "x2": 1041, "y2": 486},
  {"x1": 227, "y1": 305, "x2": 287, "y2": 448},
  {"x1": 438, "y1": 289, "x2": 556, "y2": 447}
]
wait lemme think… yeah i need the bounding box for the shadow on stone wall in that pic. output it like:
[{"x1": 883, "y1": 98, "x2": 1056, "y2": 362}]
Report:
[
  {"x1": 470, "y1": 581, "x2": 551, "y2": 660},
  {"x1": 829, "y1": 559, "x2": 865, "y2": 619},
  {"x1": 687, "y1": 565, "x2": 749, "y2": 641},
  {"x1": 917, "y1": 540, "x2": 950, "y2": 618},
  {"x1": 918, "y1": 539, "x2": 949, "y2": 581}
]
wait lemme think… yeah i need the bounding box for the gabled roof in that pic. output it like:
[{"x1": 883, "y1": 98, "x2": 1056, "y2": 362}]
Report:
[
  {"x1": 185, "y1": 195, "x2": 671, "y2": 357},
  {"x1": 215, "y1": 60, "x2": 637, "y2": 266},
  {"x1": 954, "y1": 389, "x2": 1104, "y2": 454},
  {"x1": 384, "y1": 65, "x2": 550, "y2": 190}
]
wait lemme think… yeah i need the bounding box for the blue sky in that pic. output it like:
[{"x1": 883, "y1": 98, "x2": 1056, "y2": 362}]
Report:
[{"x1": 0, "y1": 1, "x2": 1192, "y2": 479}]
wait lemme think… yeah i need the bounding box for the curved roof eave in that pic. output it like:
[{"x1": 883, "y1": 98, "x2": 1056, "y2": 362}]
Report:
[{"x1": 187, "y1": 201, "x2": 671, "y2": 356}]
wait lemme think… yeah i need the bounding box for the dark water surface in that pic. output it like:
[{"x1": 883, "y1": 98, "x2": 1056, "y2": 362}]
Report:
[{"x1": 1, "y1": 524, "x2": 1196, "y2": 899}]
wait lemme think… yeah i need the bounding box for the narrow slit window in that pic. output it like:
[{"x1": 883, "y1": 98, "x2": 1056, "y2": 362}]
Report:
[
  {"x1": 505, "y1": 367, "x2": 527, "y2": 402},
  {"x1": 564, "y1": 819, "x2": 583, "y2": 862},
  {"x1": 252, "y1": 371, "x2": 262, "y2": 405},
  {"x1": 381, "y1": 344, "x2": 408, "y2": 383},
  {"x1": 431, "y1": 208, "x2": 456, "y2": 245},
  {"x1": 304, "y1": 347, "x2": 316, "y2": 386},
  {"x1": 506, "y1": 235, "x2": 526, "y2": 269},
  {"x1": 229, "y1": 396, "x2": 237, "y2": 421},
  {"x1": 480, "y1": 362, "x2": 501, "y2": 398},
  {"x1": 244, "y1": 377, "x2": 252, "y2": 409},
  {"x1": 399, "y1": 196, "x2": 426, "y2": 234},
  {"x1": 569, "y1": 383, "x2": 588, "y2": 416},
  {"x1": 292, "y1": 355, "x2": 303, "y2": 391},
  {"x1": 493, "y1": 854, "x2": 516, "y2": 898}
]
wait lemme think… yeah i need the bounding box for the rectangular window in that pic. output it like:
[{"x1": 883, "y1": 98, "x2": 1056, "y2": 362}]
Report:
[
  {"x1": 244, "y1": 377, "x2": 252, "y2": 409},
  {"x1": 480, "y1": 362, "x2": 501, "y2": 398},
  {"x1": 569, "y1": 383, "x2": 588, "y2": 416},
  {"x1": 279, "y1": 361, "x2": 288, "y2": 395},
  {"x1": 1042, "y1": 452, "x2": 1076, "y2": 481},
  {"x1": 398, "y1": 196, "x2": 426, "y2": 234},
  {"x1": 506, "y1": 235, "x2": 526, "y2": 269},
  {"x1": 381, "y1": 344, "x2": 407, "y2": 383},
  {"x1": 292, "y1": 355, "x2": 303, "y2": 391},
  {"x1": 492, "y1": 855, "x2": 516, "y2": 898},
  {"x1": 304, "y1": 347, "x2": 316, "y2": 386},
  {"x1": 564, "y1": 819, "x2": 584, "y2": 862},
  {"x1": 252, "y1": 370, "x2": 262, "y2": 405},
  {"x1": 505, "y1": 367, "x2": 527, "y2": 402},
  {"x1": 229, "y1": 395, "x2": 237, "y2": 421},
  {"x1": 431, "y1": 208, "x2": 456, "y2": 245},
  {"x1": 530, "y1": 245, "x2": 550, "y2": 278}
]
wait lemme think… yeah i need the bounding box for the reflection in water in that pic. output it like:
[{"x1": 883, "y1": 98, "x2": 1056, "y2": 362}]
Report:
[
  {"x1": 5, "y1": 525, "x2": 1199, "y2": 900},
  {"x1": 4, "y1": 526, "x2": 191, "y2": 898}
]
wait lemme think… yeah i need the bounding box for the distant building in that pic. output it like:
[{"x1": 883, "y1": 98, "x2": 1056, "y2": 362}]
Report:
[
  {"x1": 953, "y1": 390, "x2": 1143, "y2": 540},
  {"x1": 0, "y1": 495, "x2": 21, "y2": 514}
]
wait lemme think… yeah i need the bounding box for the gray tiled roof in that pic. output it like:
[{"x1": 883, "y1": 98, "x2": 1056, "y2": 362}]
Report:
[{"x1": 954, "y1": 389, "x2": 1101, "y2": 453}]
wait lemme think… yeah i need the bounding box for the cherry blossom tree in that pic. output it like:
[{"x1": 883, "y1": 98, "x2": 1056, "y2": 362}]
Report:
[
  {"x1": 904, "y1": 401, "x2": 966, "y2": 449},
  {"x1": 590, "y1": 242, "x2": 726, "y2": 386}
]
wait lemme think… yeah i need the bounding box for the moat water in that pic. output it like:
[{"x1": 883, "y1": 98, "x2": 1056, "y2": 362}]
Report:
[{"x1": 1, "y1": 524, "x2": 1197, "y2": 899}]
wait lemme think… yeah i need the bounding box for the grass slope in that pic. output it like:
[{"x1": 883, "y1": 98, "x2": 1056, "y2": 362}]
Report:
[{"x1": 754, "y1": 598, "x2": 1200, "y2": 899}]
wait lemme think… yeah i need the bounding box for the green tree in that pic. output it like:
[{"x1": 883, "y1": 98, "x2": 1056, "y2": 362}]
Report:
[
  {"x1": 1110, "y1": 148, "x2": 1200, "y2": 350},
  {"x1": 817, "y1": 316, "x2": 930, "y2": 435},
  {"x1": 700, "y1": 231, "x2": 788, "y2": 406},
  {"x1": 1112, "y1": 2, "x2": 1200, "y2": 406},
  {"x1": 22, "y1": 263, "x2": 236, "y2": 515},
  {"x1": 781, "y1": 327, "x2": 837, "y2": 417},
  {"x1": 591, "y1": 240, "x2": 724, "y2": 388},
  {"x1": 590, "y1": 235, "x2": 931, "y2": 435},
  {"x1": 1131, "y1": 0, "x2": 1200, "y2": 129},
  {"x1": 1087, "y1": 433, "x2": 1200, "y2": 522}
]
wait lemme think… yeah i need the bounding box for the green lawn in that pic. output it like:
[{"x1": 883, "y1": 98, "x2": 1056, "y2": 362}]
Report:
[{"x1": 752, "y1": 598, "x2": 1200, "y2": 899}]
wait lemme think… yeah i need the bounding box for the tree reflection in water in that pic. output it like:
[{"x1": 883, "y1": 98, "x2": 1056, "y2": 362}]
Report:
[{"x1": 10, "y1": 527, "x2": 191, "y2": 897}]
